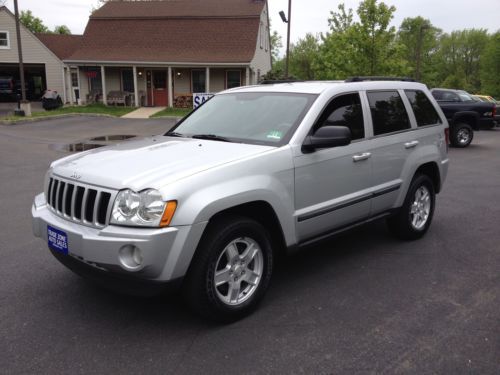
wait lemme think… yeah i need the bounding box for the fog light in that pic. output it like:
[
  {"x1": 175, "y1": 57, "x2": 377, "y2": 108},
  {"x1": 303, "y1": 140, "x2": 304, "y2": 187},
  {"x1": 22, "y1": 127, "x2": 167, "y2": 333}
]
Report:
[{"x1": 118, "y1": 245, "x2": 143, "y2": 271}]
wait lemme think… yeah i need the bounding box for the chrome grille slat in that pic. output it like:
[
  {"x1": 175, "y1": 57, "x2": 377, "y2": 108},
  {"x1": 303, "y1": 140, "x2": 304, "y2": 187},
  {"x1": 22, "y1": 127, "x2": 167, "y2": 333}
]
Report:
[
  {"x1": 93, "y1": 191, "x2": 101, "y2": 225},
  {"x1": 81, "y1": 189, "x2": 89, "y2": 223},
  {"x1": 62, "y1": 183, "x2": 69, "y2": 216},
  {"x1": 55, "y1": 181, "x2": 63, "y2": 212},
  {"x1": 70, "y1": 185, "x2": 77, "y2": 219},
  {"x1": 46, "y1": 176, "x2": 115, "y2": 228}
]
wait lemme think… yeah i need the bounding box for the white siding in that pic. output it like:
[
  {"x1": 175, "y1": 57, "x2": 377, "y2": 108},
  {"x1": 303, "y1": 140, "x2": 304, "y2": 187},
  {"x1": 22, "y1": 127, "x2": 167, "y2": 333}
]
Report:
[
  {"x1": 0, "y1": 8, "x2": 64, "y2": 94},
  {"x1": 250, "y1": 3, "x2": 272, "y2": 82}
]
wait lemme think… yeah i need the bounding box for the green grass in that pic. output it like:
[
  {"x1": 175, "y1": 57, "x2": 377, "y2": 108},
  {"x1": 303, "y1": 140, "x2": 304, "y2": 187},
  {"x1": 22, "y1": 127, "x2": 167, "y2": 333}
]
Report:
[
  {"x1": 150, "y1": 107, "x2": 192, "y2": 118},
  {"x1": 1, "y1": 104, "x2": 136, "y2": 122}
]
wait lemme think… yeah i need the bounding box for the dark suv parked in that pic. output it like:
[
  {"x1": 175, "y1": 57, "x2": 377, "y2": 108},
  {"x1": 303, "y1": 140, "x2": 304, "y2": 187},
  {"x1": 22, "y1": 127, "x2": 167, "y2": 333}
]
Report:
[
  {"x1": 0, "y1": 76, "x2": 15, "y2": 99},
  {"x1": 431, "y1": 88, "x2": 497, "y2": 147}
]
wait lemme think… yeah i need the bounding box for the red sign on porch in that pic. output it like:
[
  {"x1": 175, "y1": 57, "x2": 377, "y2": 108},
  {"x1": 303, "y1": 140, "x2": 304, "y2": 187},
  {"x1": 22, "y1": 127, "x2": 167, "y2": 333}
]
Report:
[{"x1": 85, "y1": 71, "x2": 98, "y2": 79}]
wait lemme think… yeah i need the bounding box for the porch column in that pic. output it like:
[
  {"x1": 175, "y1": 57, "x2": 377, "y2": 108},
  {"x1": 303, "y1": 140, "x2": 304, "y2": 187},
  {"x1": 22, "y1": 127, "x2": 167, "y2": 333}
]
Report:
[
  {"x1": 101, "y1": 65, "x2": 107, "y2": 105},
  {"x1": 133, "y1": 66, "x2": 139, "y2": 107},
  {"x1": 76, "y1": 66, "x2": 81, "y2": 105},
  {"x1": 205, "y1": 67, "x2": 210, "y2": 93},
  {"x1": 65, "y1": 68, "x2": 72, "y2": 103},
  {"x1": 168, "y1": 67, "x2": 173, "y2": 108},
  {"x1": 245, "y1": 67, "x2": 250, "y2": 86},
  {"x1": 61, "y1": 67, "x2": 67, "y2": 104}
]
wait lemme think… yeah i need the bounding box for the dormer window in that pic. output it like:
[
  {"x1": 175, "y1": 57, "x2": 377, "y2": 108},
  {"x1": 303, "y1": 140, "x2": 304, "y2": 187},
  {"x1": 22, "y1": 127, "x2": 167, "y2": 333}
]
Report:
[{"x1": 0, "y1": 31, "x2": 10, "y2": 49}]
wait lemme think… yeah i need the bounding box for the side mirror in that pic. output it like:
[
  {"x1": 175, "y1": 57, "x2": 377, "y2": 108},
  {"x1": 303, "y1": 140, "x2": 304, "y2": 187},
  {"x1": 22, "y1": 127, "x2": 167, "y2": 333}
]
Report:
[{"x1": 302, "y1": 126, "x2": 351, "y2": 152}]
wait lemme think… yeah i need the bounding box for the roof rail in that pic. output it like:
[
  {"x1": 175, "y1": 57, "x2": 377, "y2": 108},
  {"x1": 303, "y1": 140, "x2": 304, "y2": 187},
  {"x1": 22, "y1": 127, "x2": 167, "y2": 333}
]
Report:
[
  {"x1": 345, "y1": 76, "x2": 416, "y2": 83},
  {"x1": 259, "y1": 79, "x2": 303, "y2": 85}
]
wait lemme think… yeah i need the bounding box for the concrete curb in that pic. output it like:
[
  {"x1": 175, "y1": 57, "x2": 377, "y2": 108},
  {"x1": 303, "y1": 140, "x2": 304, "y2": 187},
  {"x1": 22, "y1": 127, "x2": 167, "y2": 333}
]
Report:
[{"x1": 0, "y1": 113, "x2": 120, "y2": 125}]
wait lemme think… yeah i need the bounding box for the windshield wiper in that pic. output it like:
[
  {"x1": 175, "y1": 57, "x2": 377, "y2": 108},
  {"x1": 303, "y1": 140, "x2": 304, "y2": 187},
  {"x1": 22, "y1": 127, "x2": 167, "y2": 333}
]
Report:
[
  {"x1": 165, "y1": 131, "x2": 185, "y2": 137},
  {"x1": 191, "y1": 134, "x2": 231, "y2": 142}
]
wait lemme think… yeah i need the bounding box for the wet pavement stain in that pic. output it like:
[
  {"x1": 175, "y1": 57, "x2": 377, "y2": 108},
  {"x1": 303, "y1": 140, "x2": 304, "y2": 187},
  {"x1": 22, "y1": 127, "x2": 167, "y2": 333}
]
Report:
[{"x1": 49, "y1": 134, "x2": 137, "y2": 152}]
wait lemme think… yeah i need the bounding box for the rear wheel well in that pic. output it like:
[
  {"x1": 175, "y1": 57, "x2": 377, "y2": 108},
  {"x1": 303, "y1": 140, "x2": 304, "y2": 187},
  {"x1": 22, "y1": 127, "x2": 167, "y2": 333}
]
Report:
[
  {"x1": 209, "y1": 201, "x2": 287, "y2": 258},
  {"x1": 415, "y1": 162, "x2": 441, "y2": 193},
  {"x1": 453, "y1": 115, "x2": 477, "y2": 130}
]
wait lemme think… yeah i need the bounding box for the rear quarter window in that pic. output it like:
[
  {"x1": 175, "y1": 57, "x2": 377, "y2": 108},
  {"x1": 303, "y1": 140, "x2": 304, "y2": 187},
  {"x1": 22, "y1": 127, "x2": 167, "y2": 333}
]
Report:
[
  {"x1": 405, "y1": 90, "x2": 442, "y2": 127},
  {"x1": 367, "y1": 91, "x2": 410, "y2": 136}
]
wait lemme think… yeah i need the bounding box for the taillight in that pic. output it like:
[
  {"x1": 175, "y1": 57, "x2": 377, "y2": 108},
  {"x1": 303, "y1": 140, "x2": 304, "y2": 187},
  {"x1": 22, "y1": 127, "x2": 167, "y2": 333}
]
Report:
[
  {"x1": 493, "y1": 106, "x2": 496, "y2": 118},
  {"x1": 444, "y1": 128, "x2": 449, "y2": 152}
]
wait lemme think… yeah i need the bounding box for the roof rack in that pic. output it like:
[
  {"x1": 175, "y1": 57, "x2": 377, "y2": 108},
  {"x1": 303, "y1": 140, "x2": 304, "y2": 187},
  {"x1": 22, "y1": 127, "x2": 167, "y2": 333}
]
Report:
[
  {"x1": 259, "y1": 79, "x2": 303, "y2": 85},
  {"x1": 345, "y1": 76, "x2": 416, "y2": 82}
]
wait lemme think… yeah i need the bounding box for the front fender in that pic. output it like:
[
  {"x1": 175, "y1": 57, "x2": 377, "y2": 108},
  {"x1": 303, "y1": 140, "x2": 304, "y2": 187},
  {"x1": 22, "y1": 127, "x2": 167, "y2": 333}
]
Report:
[{"x1": 178, "y1": 174, "x2": 296, "y2": 246}]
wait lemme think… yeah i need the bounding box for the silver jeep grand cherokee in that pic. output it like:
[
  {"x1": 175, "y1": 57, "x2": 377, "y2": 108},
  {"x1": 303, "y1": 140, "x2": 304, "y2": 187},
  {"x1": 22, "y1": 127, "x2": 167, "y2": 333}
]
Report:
[{"x1": 32, "y1": 79, "x2": 449, "y2": 321}]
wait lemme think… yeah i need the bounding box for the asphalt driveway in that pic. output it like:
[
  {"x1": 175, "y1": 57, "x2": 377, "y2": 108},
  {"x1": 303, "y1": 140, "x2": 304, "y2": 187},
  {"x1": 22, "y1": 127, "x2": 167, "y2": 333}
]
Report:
[{"x1": 0, "y1": 117, "x2": 498, "y2": 374}]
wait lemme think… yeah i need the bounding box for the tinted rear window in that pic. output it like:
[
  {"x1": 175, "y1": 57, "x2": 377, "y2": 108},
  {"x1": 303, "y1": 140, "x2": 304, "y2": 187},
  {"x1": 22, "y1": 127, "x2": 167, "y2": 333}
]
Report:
[
  {"x1": 405, "y1": 90, "x2": 442, "y2": 127},
  {"x1": 367, "y1": 91, "x2": 410, "y2": 136}
]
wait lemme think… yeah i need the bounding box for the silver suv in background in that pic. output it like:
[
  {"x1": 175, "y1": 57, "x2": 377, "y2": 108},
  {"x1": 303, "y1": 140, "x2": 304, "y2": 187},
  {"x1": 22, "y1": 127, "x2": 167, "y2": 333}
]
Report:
[{"x1": 32, "y1": 79, "x2": 449, "y2": 322}]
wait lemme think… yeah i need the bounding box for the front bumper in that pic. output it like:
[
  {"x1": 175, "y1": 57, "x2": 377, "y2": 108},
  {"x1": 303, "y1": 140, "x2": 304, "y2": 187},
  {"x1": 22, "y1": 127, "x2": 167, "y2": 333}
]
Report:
[{"x1": 32, "y1": 193, "x2": 207, "y2": 283}]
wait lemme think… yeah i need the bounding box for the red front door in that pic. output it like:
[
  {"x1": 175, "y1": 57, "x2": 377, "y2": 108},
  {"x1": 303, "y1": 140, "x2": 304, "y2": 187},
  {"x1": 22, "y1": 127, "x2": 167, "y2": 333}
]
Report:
[{"x1": 152, "y1": 71, "x2": 167, "y2": 106}]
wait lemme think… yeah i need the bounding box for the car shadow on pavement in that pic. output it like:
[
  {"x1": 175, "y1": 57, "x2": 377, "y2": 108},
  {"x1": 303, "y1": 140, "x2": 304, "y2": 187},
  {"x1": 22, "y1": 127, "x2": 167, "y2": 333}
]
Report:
[{"x1": 47, "y1": 219, "x2": 397, "y2": 330}]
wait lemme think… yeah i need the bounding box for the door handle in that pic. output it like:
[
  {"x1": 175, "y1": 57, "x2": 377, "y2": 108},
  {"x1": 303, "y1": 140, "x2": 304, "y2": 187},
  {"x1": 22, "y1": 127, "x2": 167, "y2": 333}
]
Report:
[
  {"x1": 404, "y1": 141, "x2": 419, "y2": 149},
  {"x1": 353, "y1": 152, "x2": 371, "y2": 162}
]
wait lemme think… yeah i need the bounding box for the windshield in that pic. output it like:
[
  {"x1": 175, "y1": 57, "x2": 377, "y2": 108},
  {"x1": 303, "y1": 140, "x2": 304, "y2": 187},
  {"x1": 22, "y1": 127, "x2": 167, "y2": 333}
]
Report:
[
  {"x1": 457, "y1": 91, "x2": 475, "y2": 102},
  {"x1": 167, "y1": 92, "x2": 317, "y2": 146}
]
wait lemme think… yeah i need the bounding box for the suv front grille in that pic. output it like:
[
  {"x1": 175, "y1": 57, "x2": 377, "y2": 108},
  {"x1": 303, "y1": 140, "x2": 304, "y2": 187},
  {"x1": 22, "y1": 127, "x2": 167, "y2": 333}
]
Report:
[{"x1": 46, "y1": 177, "x2": 115, "y2": 228}]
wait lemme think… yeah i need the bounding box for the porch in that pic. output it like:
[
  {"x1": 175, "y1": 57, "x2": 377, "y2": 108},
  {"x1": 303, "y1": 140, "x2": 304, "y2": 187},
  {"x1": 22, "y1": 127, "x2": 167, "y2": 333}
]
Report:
[{"x1": 63, "y1": 65, "x2": 254, "y2": 108}]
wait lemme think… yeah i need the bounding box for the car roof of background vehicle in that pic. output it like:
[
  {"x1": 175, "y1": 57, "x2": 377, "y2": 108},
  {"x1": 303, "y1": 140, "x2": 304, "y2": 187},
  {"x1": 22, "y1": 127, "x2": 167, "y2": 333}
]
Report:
[{"x1": 224, "y1": 80, "x2": 429, "y2": 95}]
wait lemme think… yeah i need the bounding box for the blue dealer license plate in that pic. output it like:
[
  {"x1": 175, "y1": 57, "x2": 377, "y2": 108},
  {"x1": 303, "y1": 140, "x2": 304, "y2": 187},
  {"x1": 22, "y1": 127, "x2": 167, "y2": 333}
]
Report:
[{"x1": 47, "y1": 225, "x2": 68, "y2": 255}]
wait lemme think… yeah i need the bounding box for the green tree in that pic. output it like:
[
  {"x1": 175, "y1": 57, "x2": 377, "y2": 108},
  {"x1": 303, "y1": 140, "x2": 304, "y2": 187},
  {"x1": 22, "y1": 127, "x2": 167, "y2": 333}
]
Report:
[
  {"x1": 20, "y1": 10, "x2": 50, "y2": 33},
  {"x1": 270, "y1": 30, "x2": 283, "y2": 65},
  {"x1": 314, "y1": 0, "x2": 405, "y2": 79},
  {"x1": 289, "y1": 33, "x2": 320, "y2": 80},
  {"x1": 480, "y1": 31, "x2": 500, "y2": 97},
  {"x1": 398, "y1": 17, "x2": 441, "y2": 82},
  {"x1": 435, "y1": 29, "x2": 489, "y2": 92},
  {"x1": 53, "y1": 25, "x2": 71, "y2": 35}
]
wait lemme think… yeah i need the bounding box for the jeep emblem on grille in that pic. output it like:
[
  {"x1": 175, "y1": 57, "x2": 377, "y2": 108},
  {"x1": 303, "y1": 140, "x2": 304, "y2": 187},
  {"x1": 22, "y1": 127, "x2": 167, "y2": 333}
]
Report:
[{"x1": 70, "y1": 172, "x2": 82, "y2": 180}]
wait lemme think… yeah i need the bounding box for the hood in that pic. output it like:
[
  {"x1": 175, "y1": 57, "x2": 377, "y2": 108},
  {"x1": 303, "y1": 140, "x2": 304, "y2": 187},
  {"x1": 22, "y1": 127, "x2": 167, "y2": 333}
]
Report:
[{"x1": 51, "y1": 136, "x2": 274, "y2": 191}]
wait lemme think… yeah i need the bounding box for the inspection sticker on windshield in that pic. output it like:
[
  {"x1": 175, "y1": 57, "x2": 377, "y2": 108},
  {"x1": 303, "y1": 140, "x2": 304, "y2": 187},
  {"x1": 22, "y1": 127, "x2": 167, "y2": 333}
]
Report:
[
  {"x1": 266, "y1": 130, "x2": 283, "y2": 140},
  {"x1": 47, "y1": 225, "x2": 68, "y2": 255}
]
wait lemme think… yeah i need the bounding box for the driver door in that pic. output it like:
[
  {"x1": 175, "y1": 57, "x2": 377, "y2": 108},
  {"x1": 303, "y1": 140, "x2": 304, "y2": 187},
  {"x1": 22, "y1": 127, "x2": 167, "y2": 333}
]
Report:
[{"x1": 293, "y1": 92, "x2": 373, "y2": 242}]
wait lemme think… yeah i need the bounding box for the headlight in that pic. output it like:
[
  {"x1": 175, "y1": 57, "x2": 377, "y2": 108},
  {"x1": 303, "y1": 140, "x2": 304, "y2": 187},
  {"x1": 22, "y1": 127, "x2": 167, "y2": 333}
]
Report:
[{"x1": 111, "y1": 189, "x2": 177, "y2": 227}]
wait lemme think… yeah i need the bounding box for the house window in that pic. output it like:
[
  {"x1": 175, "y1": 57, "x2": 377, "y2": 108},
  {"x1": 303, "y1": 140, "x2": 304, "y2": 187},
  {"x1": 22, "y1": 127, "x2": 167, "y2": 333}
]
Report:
[
  {"x1": 191, "y1": 70, "x2": 206, "y2": 93},
  {"x1": 121, "y1": 70, "x2": 134, "y2": 92},
  {"x1": 260, "y1": 22, "x2": 264, "y2": 49},
  {"x1": 226, "y1": 70, "x2": 241, "y2": 89},
  {"x1": 71, "y1": 72, "x2": 78, "y2": 88},
  {"x1": 0, "y1": 31, "x2": 10, "y2": 49}
]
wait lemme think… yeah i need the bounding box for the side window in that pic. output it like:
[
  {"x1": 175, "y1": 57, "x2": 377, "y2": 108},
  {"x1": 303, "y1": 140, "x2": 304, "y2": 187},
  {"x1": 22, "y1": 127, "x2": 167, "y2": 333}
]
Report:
[
  {"x1": 405, "y1": 90, "x2": 442, "y2": 127},
  {"x1": 315, "y1": 93, "x2": 365, "y2": 140},
  {"x1": 441, "y1": 91, "x2": 459, "y2": 101},
  {"x1": 367, "y1": 91, "x2": 410, "y2": 136}
]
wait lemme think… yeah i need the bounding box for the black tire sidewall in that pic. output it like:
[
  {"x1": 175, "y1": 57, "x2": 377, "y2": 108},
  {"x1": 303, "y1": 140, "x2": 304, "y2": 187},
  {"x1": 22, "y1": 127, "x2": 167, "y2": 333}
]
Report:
[
  {"x1": 451, "y1": 123, "x2": 473, "y2": 148},
  {"x1": 402, "y1": 174, "x2": 436, "y2": 236},
  {"x1": 185, "y1": 216, "x2": 273, "y2": 321}
]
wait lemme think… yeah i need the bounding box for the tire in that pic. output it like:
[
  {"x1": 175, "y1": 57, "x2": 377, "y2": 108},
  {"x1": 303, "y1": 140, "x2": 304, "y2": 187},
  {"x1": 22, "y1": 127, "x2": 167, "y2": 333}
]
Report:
[
  {"x1": 450, "y1": 123, "x2": 473, "y2": 148},
  {"x1": 387, "y1": 174, "x2": 435, "y2": 240},
  {"x1": 183, "y1": 215, "x2": 273, "y2": 323}
]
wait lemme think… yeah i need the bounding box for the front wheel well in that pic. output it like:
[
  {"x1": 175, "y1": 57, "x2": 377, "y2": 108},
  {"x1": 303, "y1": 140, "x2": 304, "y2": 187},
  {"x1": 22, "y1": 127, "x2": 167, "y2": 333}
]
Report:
[
  {"x1": 209, "y1": 201, "x2": 287, "y2": 258},
  {"x1": 415, "y1": 162, "x2": 441, "y2": 193}
]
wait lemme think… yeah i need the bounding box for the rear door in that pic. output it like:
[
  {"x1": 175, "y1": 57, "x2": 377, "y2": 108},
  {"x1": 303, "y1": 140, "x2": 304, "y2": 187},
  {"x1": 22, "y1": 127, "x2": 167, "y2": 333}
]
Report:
[
  {"x1": 294, "y1": 92, "x2": 373, "y2": 242},
  {"x1": 362, "y1": 90, "x2": 417, "y2": 215}
]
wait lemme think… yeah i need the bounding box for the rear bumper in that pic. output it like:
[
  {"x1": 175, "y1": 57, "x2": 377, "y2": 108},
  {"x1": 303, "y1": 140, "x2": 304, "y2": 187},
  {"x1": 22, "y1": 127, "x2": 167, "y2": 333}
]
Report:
[{"x1": 32, "y1": 193, "x2": 207, "y2": 283}]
